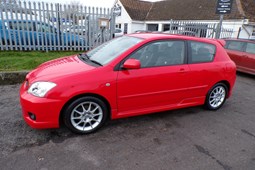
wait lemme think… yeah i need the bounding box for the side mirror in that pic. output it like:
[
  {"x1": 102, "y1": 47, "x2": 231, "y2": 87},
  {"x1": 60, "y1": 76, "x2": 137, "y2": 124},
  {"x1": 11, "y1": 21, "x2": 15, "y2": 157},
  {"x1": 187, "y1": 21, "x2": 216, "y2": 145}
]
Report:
[{"x1": 122, "y1": 59, "x2": 141, "y2": 69}]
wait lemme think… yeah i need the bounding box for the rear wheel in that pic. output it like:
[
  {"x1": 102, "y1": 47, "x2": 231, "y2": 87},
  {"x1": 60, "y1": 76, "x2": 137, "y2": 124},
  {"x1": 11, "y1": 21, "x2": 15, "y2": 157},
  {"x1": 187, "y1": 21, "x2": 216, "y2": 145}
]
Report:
[
  {"x1": 205, "y1": 83, "x2": 228, "y2": 110},
  {"x1": 63, "y1": 96, "x2": 108, "y2": 134}
]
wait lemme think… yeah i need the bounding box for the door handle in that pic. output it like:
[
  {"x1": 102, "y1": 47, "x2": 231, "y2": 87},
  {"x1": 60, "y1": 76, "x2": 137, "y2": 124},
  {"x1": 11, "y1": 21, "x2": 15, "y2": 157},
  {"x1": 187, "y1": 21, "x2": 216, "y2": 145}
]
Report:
[{"x1": 179, "y1": 68, "x2": 187, "y2": 72}]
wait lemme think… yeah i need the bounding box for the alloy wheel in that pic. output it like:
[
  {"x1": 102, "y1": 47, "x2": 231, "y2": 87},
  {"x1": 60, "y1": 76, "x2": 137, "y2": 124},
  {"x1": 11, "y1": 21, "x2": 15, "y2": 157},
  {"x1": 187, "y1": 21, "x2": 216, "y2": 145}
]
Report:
[{"x1": 70, "y1": 101, "x2": 103, "y2": 132}]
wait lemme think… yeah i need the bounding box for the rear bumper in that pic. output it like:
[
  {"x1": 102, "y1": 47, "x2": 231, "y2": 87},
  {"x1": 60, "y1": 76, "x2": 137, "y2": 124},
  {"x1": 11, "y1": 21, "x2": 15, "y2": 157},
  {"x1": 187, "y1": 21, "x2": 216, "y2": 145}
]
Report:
[{"x1": 227, "y1": 72, "x2": 236, "y2": 98}]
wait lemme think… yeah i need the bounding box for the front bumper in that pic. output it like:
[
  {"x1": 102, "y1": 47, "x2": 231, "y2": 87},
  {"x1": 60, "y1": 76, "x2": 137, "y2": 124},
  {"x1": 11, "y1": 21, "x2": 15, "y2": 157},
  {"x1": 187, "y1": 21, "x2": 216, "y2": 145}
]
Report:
[{"x1": 19, "y1": 82, "x2": 64, "y2": 129}]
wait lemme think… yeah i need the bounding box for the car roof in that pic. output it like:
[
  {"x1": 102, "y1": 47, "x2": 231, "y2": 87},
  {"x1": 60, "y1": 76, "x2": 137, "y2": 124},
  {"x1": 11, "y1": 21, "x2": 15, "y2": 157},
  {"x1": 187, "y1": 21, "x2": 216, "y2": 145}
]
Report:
[
  {"x1": 127, "y1": 33, "x2": 221, "y2": 45},
  {"x1": 224, "y1": 38, "x2": 255, "y2": 43}
]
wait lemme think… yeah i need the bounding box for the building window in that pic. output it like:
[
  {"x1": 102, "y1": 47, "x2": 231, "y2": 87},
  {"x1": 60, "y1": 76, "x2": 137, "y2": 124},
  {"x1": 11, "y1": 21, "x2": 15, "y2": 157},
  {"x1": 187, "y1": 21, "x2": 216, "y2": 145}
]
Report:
[
  {"x1": 124, "y1": 23, "x2": 128, "y2": 34},
  {"x1": 116, "y1": 24, "x2": 121, "y2": 29},
  {"x1": 147, "y1": 24, "x2": 158, "y2": 31},
  {"x1": 163, "y1": 24, "x2": 170, "y2": 31}
]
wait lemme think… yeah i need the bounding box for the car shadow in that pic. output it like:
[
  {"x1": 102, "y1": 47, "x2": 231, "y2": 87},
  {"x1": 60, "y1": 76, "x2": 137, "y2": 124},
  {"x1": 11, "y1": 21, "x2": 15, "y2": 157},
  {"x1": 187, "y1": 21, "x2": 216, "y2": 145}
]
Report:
[
  {"x1": 236, "y1": 71, "x2": 254, "y2": 79},
  {"x1": 10, "y1": 106, "x2": 205, "y2": 155}
]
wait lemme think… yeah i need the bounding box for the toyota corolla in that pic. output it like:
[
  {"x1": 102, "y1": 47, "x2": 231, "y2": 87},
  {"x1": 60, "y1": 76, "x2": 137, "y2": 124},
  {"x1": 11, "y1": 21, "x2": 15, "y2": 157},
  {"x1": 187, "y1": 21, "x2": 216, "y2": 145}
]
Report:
[{"x1": 20, "y1": 33, "x2": 236, "y2": 134}]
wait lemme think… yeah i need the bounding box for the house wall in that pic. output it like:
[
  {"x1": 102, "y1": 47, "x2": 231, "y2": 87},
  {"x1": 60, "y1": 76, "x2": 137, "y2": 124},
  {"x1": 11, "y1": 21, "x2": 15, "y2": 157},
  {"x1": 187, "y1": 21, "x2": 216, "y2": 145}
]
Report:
[
  {"x1": 131, "y1": 22, "x2": 145, "y2": 32},
  {"x1": 239, "y1": 25, "x2": 255, "y2": 39},
  {"x1": 115, "y1": 1, "x2": 133, "y2": 34}
]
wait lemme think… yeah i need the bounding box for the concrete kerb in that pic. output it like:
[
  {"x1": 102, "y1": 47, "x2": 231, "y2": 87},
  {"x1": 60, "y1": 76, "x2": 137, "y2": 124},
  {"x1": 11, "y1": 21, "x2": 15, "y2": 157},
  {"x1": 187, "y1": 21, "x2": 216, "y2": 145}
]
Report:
[{"x1": 0, "y1": 71, "x2": 29, "y2": 85}]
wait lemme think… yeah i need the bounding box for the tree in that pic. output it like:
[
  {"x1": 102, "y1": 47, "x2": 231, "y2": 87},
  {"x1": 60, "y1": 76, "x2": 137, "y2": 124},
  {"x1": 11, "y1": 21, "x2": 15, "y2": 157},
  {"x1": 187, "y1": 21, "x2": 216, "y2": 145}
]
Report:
[
  {"x1": 63, "y1": 0, "x2": 82, "y2": 24},
  {"x1": 0, "y1": 0, "x2": 34, "y2": 14}
]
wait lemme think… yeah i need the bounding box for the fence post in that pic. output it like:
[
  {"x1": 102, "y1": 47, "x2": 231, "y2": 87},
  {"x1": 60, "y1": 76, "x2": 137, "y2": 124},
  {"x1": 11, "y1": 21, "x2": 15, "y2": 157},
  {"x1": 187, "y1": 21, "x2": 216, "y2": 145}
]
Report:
[{"x1": 169, "y1": 19, "x2": 173, "y2": 33}]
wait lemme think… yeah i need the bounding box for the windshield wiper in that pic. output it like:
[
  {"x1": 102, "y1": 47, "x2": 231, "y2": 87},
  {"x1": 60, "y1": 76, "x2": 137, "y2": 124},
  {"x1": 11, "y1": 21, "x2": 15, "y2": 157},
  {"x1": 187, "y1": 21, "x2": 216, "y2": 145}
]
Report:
[
  {"x1": 89, "y1": 59, "x2": 103, "y2": 66},
  {"x1": 78, "y1": 53, "x2": 102, "y2": 66},
  {"x1": 78, "y1": 53, "x2": 89, "y2": 60}
]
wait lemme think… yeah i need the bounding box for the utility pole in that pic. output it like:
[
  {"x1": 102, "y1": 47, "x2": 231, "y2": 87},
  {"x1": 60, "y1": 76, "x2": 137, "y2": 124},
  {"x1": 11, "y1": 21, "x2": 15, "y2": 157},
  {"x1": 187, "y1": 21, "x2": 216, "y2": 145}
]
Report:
[
  {"x1": 216, "y1": 15, "x2": 224, "y2": 39},
  {"x1": 215, "y1": 0, "x2": 233, "y2": 39}
]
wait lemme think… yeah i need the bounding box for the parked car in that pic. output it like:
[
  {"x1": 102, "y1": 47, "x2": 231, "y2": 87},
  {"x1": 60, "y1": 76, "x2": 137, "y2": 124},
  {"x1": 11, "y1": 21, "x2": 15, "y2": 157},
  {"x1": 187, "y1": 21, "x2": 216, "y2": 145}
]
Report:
[
  {"x1": 20, "y1": 33, "x2": 236, "y2": 134},
  {"x1": 65, "y1": 25, "x2": 86, "y2": 35},
  {"x1": 224, "y1": 38, "x2": 255, "y2": 75},
  {"x1": 0, "y1": 19, "x2": 85, "y2": 48},
  {"x1": 114, "y1": 28, "x2": 124, "y2": 37},
  {"x1": 135, "y1": 30, "x2": 161, "y2": 33},
  {"x1": 163, "y1": 30, "x2": 196, "y2": 36}
]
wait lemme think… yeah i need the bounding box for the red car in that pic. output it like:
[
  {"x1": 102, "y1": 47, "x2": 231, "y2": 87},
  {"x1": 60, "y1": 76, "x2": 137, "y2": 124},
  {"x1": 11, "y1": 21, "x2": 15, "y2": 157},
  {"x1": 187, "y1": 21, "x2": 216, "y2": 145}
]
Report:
[
  {"x1": 20, "y1": 34, "x2": 236, "y2": 134},
  {"x1": 224, "y1": 39, "x2": 255, "y2": 75}
]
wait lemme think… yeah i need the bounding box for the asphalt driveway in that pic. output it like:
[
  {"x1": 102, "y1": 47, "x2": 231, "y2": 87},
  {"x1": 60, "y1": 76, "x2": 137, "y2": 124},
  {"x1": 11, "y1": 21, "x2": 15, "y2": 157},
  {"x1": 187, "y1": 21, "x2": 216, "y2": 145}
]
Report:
[{"x1": 0, "y1": 73, "x2": 254, "y2": 170}]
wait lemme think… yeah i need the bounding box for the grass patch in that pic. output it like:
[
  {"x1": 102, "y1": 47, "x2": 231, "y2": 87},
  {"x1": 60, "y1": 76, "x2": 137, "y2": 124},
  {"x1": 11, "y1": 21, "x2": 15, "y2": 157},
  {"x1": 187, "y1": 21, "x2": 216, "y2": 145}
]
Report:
[{"x1": 0, "y1": 51, "x2": 82, "y2": 71}]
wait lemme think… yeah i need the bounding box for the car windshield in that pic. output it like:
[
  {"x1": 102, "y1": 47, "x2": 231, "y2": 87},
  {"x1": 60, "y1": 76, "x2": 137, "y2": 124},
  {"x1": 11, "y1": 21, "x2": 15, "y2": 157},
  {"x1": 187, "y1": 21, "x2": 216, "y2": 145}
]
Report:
[{"x1": 86, "y1": 36, "x2": 143, "y2": 65}]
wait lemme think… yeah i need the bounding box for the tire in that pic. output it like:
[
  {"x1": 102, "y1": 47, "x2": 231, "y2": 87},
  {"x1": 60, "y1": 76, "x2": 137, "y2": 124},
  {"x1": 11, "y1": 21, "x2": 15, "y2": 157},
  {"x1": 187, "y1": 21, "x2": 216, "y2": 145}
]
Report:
[
  {"x1": 63, "y1": 96, "x2": 108, "y2": 134},
  {"x1": 205, "y1": 83, "x2": 228, "y2": 110}
]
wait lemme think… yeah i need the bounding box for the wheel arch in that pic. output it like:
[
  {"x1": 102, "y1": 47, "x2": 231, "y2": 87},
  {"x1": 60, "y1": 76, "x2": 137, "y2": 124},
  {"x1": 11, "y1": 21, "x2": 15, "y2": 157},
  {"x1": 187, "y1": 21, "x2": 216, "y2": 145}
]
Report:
[
  {"x1": 204, "y1": 80, "x2": 230, "y2": 110},
  {"x1": 59, "y1": 93, "x2": 112, "y2": 126},
  {"x1": 216, "y1": 80, "x2": 231, "y2": 97}
]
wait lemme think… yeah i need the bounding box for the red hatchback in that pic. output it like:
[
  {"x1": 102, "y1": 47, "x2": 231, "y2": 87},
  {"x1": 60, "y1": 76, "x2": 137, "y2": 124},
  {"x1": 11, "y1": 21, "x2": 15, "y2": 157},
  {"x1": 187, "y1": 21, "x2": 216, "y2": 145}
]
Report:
[
  {"x1": 224, "y1": 39, "x2": 255, "y2": 75},
  {"x1": 20, "y1": 34, "x2": 236, "y2": 134}
]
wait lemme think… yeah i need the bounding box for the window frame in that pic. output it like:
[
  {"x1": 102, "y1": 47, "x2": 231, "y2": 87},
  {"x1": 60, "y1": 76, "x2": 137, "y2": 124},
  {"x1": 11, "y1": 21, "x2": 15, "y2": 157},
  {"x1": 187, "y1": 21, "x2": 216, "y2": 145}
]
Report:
[
  {"x1": 115, "y1": 39, "x2": 188, "y2": 71},
  {"x1": 187, "y1": 40, "x2": 216, "y2": 64},
  {"x1": 225, "y1": 40, "x2": 246, "y2": 52},
  {"x1": 244, "y1": 42, "x2": 255, "y2": 54}
]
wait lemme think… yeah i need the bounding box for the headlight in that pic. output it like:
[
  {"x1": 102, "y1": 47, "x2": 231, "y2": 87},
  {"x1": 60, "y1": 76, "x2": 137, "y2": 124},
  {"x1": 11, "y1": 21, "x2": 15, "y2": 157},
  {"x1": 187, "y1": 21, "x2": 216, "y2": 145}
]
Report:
[{"x1": 28, "y1": 82, "x2": 56, "y2": 97}]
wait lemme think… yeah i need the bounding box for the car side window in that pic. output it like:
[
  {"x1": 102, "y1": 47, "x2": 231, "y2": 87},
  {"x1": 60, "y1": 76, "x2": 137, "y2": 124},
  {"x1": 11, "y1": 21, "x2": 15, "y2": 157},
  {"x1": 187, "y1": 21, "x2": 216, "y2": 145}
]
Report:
[
  {"x1": 225, "y1": 40, "x2": 245, "y2": 51},
  {"x1": 245, "y1": 43, "x2": 255, "y2": 54},
  {"x1": 129, "y1": 40, "x2": 185, "y2": 68},
  {"x1": 8, "y1": 22, "x2": 19, "y2": 30},
  {"x1": 12, "y1": 21, "x2": 35, "y2": 31},
  {"x1": 37, "y1": 23, "x2": 53, "y2": 33},
  {"x1": 115, "y1": 29, "x2": 122, "y2": 33},
  {"x1": 189, "y1": 41, "x2": 216, "y2": 63}
]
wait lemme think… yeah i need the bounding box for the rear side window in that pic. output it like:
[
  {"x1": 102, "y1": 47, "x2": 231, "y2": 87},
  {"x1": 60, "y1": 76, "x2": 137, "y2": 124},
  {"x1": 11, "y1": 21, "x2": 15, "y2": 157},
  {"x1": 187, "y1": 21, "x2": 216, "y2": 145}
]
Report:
[
  {"x1": 225, "y1": 40, "x2": 245, "y2": 51},
  {"x1": 37, "y1": 23, "x2": 54, "y2": 33},
  {"x1": 189, "y1": 41, "x2": 216, "y2": 63},
  {"x1": 245, "y1": 43, "x2": 255, "y2": 54}
]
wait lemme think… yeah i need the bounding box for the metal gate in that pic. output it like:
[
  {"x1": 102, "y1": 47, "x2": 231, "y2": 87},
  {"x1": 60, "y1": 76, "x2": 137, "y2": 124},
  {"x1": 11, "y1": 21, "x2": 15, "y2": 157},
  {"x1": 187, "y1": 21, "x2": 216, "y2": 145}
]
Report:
[
  {"x1": 0, "y1": 0, "x2": 115, "y2": 51},
  {"x1": 167, "y1": 20, "x2": 233, "y2": 39}
]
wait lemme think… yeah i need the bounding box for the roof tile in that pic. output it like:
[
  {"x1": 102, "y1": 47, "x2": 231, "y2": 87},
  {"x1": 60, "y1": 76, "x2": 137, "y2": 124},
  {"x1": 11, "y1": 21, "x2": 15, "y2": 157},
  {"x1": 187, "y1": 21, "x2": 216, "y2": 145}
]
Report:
[{"x1": 119, "y1": 0, "x2": 254, "y2": 21}]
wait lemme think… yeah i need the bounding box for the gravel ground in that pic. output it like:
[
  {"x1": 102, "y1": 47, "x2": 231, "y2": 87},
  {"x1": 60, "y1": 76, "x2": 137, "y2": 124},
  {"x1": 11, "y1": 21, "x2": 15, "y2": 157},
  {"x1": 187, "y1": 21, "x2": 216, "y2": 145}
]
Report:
[{"x1": 0, "y1": 73, "x2": 254, "y2": 170}]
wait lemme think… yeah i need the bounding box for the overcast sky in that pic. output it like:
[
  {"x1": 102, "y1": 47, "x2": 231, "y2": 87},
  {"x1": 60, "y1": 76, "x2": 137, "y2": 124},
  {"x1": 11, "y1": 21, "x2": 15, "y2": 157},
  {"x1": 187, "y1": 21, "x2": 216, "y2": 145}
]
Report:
[{"x1": 29, "y1": 0, "x2": 115, "y2": 8}]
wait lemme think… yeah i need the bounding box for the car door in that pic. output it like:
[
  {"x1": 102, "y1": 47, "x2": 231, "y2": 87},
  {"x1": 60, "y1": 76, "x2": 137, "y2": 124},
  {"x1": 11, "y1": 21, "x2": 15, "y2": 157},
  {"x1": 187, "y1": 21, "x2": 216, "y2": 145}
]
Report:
[
  {"x1": 36, "y1": 22, "x2": 58, "y2": 48},
  {"x1": 225, "y1": 40, "x2": 246, "y2": 68},
  {"x1": 242, "y1": 42, "x2": 255, "y2": 74},
  {"x1": 20, "y1": 21, "x2": 35, "y2": 48},
  {"x1": 187, "y1": 41, "x2": 218, "y2": 99},
  {"x1": 116, "y1": 40, "x2": 190, "y2": 116}
]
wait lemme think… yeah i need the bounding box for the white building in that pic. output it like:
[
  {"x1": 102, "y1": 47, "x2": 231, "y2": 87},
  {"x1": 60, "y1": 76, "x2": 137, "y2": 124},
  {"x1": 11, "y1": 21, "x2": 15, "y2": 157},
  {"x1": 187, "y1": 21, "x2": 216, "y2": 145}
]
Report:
[{"x1": 113, "y1": 0, "x2": 255, "y2": 39}]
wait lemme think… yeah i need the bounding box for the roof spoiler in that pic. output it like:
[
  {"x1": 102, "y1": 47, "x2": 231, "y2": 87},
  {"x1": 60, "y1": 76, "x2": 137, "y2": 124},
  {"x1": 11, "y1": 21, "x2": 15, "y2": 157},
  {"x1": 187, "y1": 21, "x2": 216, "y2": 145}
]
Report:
[{"x1": 213, "y1": 39, "x2": 226, "y2": 47}]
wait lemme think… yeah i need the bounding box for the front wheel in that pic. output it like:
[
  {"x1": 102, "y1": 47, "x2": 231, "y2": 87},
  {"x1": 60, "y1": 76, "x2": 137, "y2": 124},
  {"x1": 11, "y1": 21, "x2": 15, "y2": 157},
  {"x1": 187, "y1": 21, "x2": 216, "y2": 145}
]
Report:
[
  {"x1": 205, "y1": 83, "x2": 228, "y2": 110},
  {"x1": 63, "y1": 96, "x2": 108, "y2": 134}
]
